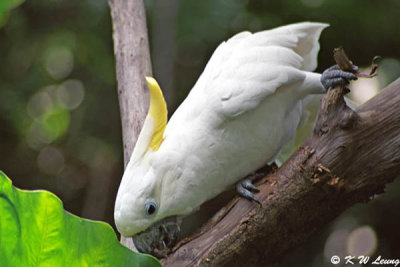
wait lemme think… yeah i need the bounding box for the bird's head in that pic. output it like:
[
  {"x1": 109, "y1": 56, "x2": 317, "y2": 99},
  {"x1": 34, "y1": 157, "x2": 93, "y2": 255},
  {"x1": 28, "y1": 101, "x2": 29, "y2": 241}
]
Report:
[
  {"x1": 114, "y1": 158, "x2": 162, "y2": 236},
  {"x1": 114, "y1": 77, "x2": 169, "y2": 237},
  {"x1": 115, "y1": 158, "x2": 180, "y2": 256}
]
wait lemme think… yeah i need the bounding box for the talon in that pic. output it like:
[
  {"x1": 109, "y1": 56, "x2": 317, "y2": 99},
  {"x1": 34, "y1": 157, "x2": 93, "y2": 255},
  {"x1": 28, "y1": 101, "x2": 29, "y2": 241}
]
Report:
[
  {"x1": 241, "y1": 178, "x2": 260, "y2": 193},
  {"x1": 236, "y1": 179, "x2": 261, "y2": 204},
  {"x1": 321, "y1": 64, "x2": 358, "y2": 90}
]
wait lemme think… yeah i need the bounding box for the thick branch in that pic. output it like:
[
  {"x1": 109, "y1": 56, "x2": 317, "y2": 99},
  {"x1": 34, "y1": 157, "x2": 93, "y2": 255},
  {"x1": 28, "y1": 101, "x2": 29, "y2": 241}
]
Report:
[
  {"x1": 108, "y1": 0, "x2": 152, "y2": 165},
  {"x1": 162, "y1": 78, "x2": 400, "y2": 267},
  {"x1": 108, "y1": 0, "x2": 152, "y2": 250}
]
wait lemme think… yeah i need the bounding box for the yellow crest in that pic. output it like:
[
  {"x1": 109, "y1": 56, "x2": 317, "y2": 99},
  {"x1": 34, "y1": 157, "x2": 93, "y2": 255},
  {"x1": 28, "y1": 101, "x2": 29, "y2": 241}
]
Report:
[{"x1": 145, "y1": 77, "x2": 167, "y2": 151}]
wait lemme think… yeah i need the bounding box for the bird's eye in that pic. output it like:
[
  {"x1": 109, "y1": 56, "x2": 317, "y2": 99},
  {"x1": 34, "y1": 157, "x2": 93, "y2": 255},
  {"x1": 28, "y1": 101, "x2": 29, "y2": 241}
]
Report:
[{"x1": 144, "y1": 199, "x2": 157, "y2": 216}]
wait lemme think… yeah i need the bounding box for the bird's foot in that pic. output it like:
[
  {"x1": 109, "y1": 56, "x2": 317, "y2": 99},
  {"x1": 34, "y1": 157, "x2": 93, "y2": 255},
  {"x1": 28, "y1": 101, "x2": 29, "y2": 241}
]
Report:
[
  {"x1": 236, "y1": 178, "x2": 261, "y2": 204},
  {"x1": 321, "y1": 64, "x2": 358, "y2": 91}
]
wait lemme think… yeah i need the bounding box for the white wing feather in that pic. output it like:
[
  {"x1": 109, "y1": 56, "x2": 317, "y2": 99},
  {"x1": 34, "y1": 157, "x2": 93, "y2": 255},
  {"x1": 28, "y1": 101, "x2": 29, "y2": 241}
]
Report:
[{"x1": 165, "y1": 22, "x2": 328, "y2": 134}]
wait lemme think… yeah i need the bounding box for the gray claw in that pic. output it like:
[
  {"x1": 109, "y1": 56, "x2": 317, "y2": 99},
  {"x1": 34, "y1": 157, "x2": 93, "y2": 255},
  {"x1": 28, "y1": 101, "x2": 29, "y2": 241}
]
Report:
[
  {"x1": 241, "y1": 178, "x2": 260, "y2": 193},
  {"x1": 237, "y1": 179, "x2": 261, "y2": 204},
  {"x1": 321, "y1": 64, "x2": 358, "y2": 90}
]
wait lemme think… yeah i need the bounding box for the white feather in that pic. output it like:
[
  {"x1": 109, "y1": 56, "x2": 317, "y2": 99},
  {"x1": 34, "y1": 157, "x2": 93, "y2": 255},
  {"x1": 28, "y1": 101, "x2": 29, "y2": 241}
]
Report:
[{"x1": 115, "y1": 22, "x2": 329, "y2": 236}]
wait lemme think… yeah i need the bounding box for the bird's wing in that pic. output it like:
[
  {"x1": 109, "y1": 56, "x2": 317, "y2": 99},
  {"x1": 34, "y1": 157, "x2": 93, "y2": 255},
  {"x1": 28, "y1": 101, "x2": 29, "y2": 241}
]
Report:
[{"x1": 166, "y1": 22, "x2": 328, "y2": 129}]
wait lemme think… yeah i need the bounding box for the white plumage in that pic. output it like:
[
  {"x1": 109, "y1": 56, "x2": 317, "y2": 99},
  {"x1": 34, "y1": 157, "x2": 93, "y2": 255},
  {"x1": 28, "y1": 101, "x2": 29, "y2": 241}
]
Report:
[{"x1": 114, "y1": 22, "x2": 329, "y2": 237}]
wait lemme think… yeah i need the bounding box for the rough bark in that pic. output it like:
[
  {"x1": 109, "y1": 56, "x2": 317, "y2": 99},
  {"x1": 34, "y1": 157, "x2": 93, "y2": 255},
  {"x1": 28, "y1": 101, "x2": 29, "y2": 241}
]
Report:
[
  {"x1": 161, "y1": 78, "x2": 400, "y2": 267},
  {"x1": 108, "y1": 0, "x2": 152, "y2": 250},
  {"x1": 108, "y1": 0, "x2": 152, "y2": 164}
]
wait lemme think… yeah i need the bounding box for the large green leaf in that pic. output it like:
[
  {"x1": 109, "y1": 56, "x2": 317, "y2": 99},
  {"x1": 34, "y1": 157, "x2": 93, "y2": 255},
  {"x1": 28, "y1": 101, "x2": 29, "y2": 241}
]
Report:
[
  {"x1": 0, "y1": 171, "x2": 161, "y2": 267},
  {"x1": 0, "y1": 0, "x2": 24, "y2": 27}
]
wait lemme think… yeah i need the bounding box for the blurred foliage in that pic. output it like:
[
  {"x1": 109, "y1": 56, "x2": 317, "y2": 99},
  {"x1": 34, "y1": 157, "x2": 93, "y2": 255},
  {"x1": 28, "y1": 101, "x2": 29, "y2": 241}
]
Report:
[
  {"x1": 0, "y1": 0, "x2": 399, "y2": 266},
  {"x1": 0, "y1": 0, "x2": 24, "y2": 26},
  {"x1": 0, "y1": 171, "x2": 161, "y2": 267},
  {"x1": 0, "y1": 0, "x2": 120, "y2": 224}
]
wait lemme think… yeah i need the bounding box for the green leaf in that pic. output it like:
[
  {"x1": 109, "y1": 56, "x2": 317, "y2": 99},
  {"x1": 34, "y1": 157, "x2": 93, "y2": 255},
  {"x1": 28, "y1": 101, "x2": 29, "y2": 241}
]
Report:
[
  {"x1": 0, "y1": 0, "x2": 24, "y2": 27},
  {"x1": 0, "y1": 171, "x2": 161, "y2": 267}
]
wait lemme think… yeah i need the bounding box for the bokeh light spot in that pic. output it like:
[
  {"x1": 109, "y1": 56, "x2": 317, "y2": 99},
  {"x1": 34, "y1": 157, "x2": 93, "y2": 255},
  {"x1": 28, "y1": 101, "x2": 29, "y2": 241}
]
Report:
[
  {"x1": 324, "y1": 229, "x2": 349, "y2": 263},
  {"x1": 44, "y1": 46, "x2": 74, "y2": 80},
  {"x1": 349, "y1": 69, "x2": 380, "y2": 104},
  {"x1": 57, "y1": 79, "x2": 85, "y2": 110},
  {"x1": 26, "y1": 105, "x2": 70, "y2": 149},
  {"x1": 347, "y1": 225, "x2": 378, "y2": 256},
  {"x1": 41, "y1": 105, "x2": 70, "y2": 140},
  {"x1": 27, "y1": 91, "x2": 53, "y2": 118},
  {"x1": 37, "y1": 146, "x2": 65, "y2": 175}
]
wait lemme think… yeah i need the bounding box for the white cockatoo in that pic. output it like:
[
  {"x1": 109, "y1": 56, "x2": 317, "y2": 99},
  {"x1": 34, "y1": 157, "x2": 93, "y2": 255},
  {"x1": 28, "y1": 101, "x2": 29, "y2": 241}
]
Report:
[{"x1": 114, "y1": 22, "x2": 357, "y2": 253}]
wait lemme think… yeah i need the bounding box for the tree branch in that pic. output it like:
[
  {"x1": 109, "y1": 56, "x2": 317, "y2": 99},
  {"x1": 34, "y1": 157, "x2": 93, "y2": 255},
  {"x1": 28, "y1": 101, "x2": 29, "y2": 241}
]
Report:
[
  {"x1": 162, "y1": 78, "x2": 400, "y2": 267},
  {"x1": 108, "y1": 0, "x2": 152, "y2": 250}
]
